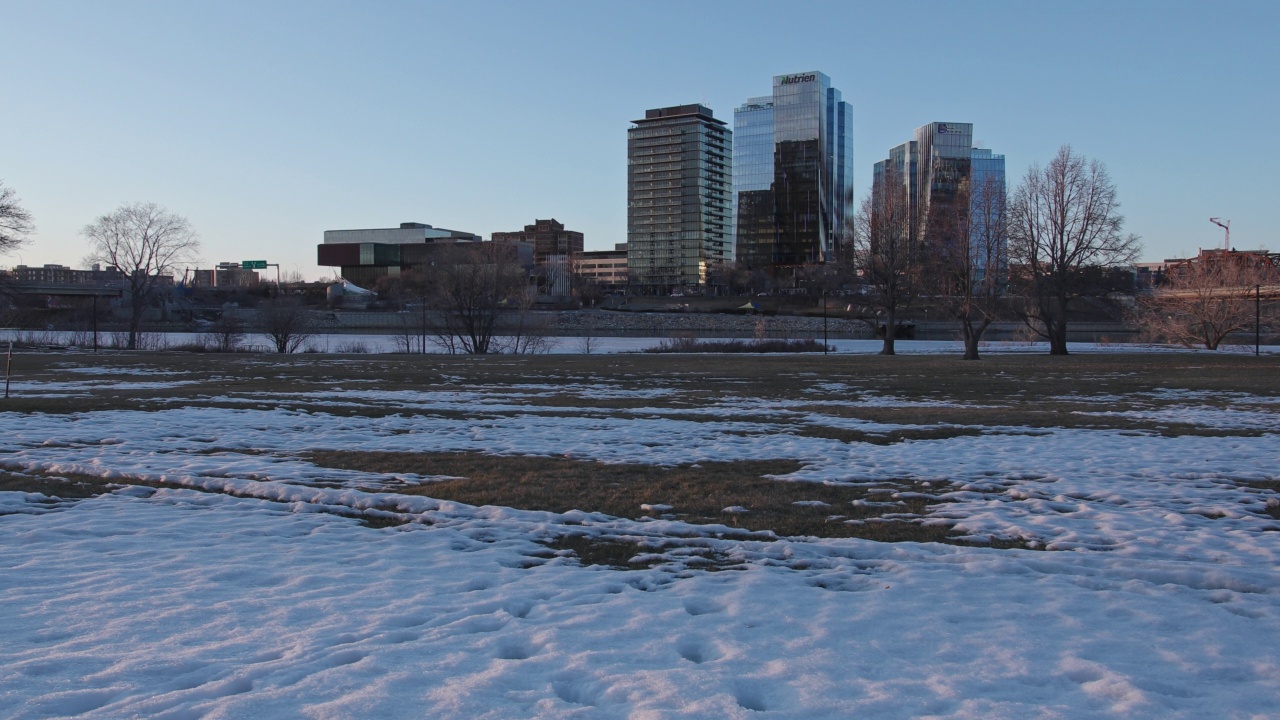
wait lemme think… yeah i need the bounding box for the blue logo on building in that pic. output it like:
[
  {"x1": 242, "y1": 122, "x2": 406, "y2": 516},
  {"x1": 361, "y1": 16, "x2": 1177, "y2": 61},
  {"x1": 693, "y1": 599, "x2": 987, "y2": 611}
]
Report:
[{"x1": 938, "y1": 124, "x2": 950, "y2": 134}]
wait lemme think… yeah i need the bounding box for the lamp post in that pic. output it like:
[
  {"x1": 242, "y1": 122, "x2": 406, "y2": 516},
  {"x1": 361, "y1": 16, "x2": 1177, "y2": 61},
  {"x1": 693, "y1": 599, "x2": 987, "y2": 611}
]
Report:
[
  {"x1": 1257, "y1": 284, "x2": 1262, "y2": 357},
  {"x1": 1210, "y1": 218, "x2": 1230, "y2": 251},
  {"x1": 822, "y1": 289, "x2": 828, "y2": 355}
]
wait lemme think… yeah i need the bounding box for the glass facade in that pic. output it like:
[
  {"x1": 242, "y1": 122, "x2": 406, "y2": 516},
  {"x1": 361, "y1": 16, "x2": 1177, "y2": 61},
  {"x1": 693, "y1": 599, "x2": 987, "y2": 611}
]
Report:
[
  {"x1": 627, "y1": 104, "x2": 732, "y2": 293},
  {"x1": 914, "y1": 122, "x2": 973, "y2": 247},
  {"x1": 871, "y1": 123, "x2": 1007, "y2": 277},
  {"x1": 733, "y1": 71, "x2": 853, "y2": 274},
  {"x1": 969, "y1": 148, "x2": 1008, "y2": 280}
]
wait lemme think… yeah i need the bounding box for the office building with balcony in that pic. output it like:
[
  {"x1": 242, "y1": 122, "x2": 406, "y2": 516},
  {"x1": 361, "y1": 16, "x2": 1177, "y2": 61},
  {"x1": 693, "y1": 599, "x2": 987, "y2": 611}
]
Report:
[
  {"x1": 732, "y1": 71, "x2": 853, "y2": 274},
  {"x1": 627, "y1": 104, "x2": 732, "y2": 294}
]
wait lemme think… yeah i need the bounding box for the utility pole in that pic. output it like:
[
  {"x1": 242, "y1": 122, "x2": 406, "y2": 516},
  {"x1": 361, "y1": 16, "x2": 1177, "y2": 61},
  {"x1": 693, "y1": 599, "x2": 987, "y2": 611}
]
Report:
[
  {"x1": 1257, "y1": 284, "x2": 1262, "y2": 357},
  {"x1": 1210, "y1": 218, "x2": 1230, "y2": 251}
]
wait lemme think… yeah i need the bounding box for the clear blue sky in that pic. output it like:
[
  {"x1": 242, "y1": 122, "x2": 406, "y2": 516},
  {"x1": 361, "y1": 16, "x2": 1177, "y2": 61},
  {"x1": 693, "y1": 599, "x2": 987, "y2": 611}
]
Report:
[{"x1": 1, "y1": 0, "x2": 1275, "y2": 280}]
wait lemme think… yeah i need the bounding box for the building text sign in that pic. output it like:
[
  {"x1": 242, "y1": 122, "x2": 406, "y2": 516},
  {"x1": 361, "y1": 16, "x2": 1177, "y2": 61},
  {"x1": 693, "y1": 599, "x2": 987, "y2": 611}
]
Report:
[{"x1": 779, "y1": 73, "x2": 817, "y2": 85}]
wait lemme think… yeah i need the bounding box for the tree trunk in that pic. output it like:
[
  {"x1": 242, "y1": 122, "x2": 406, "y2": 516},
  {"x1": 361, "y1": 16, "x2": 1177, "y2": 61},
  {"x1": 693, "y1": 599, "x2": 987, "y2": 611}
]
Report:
[
  {"x1": 879, "y1": 309, "x2": 896, "y2": 355},
  {"x1": 128, "y1": 296, "x2": 145, "y2": 350},
  {"x1": 1043, "y1": 295, "x2": 1069, "y2": 355},
  {"x1": 961, "y1": 317, "x2": 992, "y2": 360},
  {"x1": 1047, "y1": 317, "x2": 1069, "y2": 355}
]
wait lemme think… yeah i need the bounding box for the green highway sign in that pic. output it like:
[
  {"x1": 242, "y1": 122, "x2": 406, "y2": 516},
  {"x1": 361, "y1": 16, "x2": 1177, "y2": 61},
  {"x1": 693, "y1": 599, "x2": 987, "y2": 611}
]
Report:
[{"x1": 241, "y1": 260, "x2": 268, "y2": 269}]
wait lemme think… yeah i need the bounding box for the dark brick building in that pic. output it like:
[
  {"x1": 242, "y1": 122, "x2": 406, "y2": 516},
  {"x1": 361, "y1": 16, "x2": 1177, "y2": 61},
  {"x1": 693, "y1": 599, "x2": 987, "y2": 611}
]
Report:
[{"x1": 491, "y1": 219, "x2": 584, "y2": 267}]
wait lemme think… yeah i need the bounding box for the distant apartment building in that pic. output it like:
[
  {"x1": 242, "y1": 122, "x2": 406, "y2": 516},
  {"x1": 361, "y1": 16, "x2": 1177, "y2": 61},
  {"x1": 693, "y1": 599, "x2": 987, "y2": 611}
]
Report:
[
  {"x1": 873, "y1": 123, "x2": 1007, "y2": 279},
  {"x1": 491, "y1": 218, "x2": 585, "y2": 296},
  {"x1": 575, "y1": 244, "x2": 628, "y2": 287},
  {"x1": 732, "y1": 71, "x2": 854, "y2": 273},
  {"x1": 491, "y1": 219, "x2": 584, "y2": 267},
  {"x1": 188, "y1": 263, "x2": 261, "y2": 288},
  {"x1": 627, "y1": 104, "x2": 732, "y2": 294},
  {"x1": 10, "y1": 263, "x2": 125, "y2": 286},
  {"x1": 317, "y1": 221, "x2": 485, "y2": 287}
]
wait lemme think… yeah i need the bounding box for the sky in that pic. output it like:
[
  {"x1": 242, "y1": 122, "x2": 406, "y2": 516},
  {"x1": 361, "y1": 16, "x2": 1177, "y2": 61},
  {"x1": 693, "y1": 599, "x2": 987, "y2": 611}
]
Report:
[{"x1": 1, "y1": 0, "x2": 1276, "y2": 280}]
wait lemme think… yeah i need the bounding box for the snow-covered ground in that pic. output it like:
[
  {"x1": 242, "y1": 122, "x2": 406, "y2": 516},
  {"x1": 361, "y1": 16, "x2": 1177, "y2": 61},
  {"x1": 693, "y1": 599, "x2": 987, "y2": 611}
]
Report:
[{"x1": 2, "y1": 364, "x2": 1278, "y2": 718}]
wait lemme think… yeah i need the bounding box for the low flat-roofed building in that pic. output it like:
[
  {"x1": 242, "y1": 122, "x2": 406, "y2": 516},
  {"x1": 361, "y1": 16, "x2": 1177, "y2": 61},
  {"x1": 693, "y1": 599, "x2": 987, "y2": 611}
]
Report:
[
  {"x1": 318, "y1": 222, "x2": 486, "y2": 287},
  {"x1": 11, "y1": 263, "x2": 125, "y2": 286},
  {"x1": 575, "y1": 243, "x2": 629, "y2": 286}
]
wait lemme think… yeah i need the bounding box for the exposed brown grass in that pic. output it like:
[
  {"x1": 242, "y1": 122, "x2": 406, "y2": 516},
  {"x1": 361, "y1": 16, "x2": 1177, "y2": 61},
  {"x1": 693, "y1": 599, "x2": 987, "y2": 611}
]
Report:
[
  {"x1": 6, "y1": 350, "x2": 1277, "y2": 415},
  {"x1": 4, "y1": 349, "x2": 1277, "y2": 552},
  {"x1": 0, "y1": 470, "x2": 105, "y2": 500},
  {"x1": 305, "y1": 450, "x2": 1021, "y2": 545}
]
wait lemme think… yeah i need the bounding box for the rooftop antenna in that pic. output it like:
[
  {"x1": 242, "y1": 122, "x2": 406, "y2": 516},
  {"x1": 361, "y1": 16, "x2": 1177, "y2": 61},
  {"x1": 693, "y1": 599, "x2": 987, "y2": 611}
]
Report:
[{"x1": 1209, "y1": 218, "x2": 1230, "y2": 250}]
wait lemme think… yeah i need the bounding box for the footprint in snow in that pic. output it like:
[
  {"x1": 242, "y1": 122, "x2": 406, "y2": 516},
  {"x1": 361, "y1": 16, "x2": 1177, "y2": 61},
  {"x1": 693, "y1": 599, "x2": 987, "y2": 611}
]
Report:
[
  {"x1": 494, "y1": 637, "x2": 538, "y2": 660},
  {"x1": 683, "y1": 597, "x2": 724, "y2": 616},
  {"x1": 676, "y1": 636, "x2": 720, "y2": 664},
  {"x1": 552, "y1": 672, "x2": 606, "y2": 706}
]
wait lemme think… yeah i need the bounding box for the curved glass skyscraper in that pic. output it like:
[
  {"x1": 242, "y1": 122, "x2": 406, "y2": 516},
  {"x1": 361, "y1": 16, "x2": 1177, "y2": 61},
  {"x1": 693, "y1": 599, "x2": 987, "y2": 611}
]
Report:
[{"x1": 732, "y1": 71, "x2": 853, "y2": 275}]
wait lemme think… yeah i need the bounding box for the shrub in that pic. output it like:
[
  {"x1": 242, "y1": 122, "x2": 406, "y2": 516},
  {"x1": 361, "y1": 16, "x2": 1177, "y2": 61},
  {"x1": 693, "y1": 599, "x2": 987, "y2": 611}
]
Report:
[{"x1": 643, "y1": 338, "x2": 831, "y2": 354}]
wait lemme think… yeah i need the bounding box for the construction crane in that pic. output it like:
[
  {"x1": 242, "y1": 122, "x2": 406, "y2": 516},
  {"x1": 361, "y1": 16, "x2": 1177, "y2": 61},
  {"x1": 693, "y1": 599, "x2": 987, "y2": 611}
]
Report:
[{"x1": 1209, "y1": 217, "x2": 1230, "y2": 250}]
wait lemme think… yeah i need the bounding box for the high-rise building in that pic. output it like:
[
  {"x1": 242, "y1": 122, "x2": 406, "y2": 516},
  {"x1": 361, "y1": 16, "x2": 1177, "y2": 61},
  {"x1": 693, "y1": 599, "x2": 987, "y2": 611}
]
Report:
[
  {"x1": 969, "y1": 148, "x2": 1008, "y2": 279},
  {"x1": 627, "y1": 104, "x2": 732, "y2": 294},
  {"x1": 873, "y1": 123, "x2": 1006, "y2": 276},
  {"x1": 913, "y1": 122, "x2": 974, "y2": 246},
  {"x1": 733, "y1": 71, "x2": 853, "y2": 273}
]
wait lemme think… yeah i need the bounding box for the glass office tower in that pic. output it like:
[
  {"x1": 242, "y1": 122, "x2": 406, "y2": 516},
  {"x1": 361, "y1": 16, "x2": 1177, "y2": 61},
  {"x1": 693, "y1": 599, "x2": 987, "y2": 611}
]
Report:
[
  {"x1": 914, "y1": 122, "x2": 974, "y2": 246},
  {"x1": 871, "y1": 123, "x2": 1006, "y2": 275},
  {"x1": 627, "y1": 104, "x2": 732, "y2": 294},
  {"x1": 732, "y1": 71, "x2": 853, "y2": 274},
  {"x1": 969, "y1": 148, "x2": 1008, "y2": 280}
]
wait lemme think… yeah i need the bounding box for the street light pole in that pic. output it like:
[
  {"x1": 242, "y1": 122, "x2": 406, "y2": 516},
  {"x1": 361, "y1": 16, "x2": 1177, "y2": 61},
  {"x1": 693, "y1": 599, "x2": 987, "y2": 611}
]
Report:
[
  {"x1": 1257, "y1": 284, "x2": 1262, "y2": 357},
  {"x1": 1210, "y1": 218, "x2": 1231, "y2": 251},
  {"x1": 822, "y1": 289, "x2": 828, "y2": 355}
]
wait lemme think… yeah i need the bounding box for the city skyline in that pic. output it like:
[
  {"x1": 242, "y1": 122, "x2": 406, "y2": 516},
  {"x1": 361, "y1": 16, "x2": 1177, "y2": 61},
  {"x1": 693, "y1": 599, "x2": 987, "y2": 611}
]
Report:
[{"x1": 1, "y1": 1, "x2": 1274, "y2": 280}]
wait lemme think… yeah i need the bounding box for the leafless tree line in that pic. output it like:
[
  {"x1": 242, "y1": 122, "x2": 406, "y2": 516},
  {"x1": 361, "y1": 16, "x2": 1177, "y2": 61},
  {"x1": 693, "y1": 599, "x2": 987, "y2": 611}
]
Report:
[
  {"x1": 1131, "y1": 257, "x2": 1278, "y2": 350},
  {"x1": 376, "y1": 243, "x2": 550, "y2": 355},
  {"x1": 849, "y1": 144, "x2": 1142, "y2": 358}
]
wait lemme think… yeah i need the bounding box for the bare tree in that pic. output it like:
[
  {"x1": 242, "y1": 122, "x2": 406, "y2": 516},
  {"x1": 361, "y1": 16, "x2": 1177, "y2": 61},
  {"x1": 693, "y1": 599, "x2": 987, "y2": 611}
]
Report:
[
  {"x1": 0, "y1": 181, "x2": 35, "y2": 255},
  {"x1": 423, "y1": 242, "x2": 533, "y2": 354},
  {"x1": 83, "y1": 202, "x2": 199, "y2": 349},
  {"x1": 207, "y1": 312, "x2": 246, "y2": 352},
  {"x1": 1008, "y1": 146, "x2": 1140, "y2": 355},
  {"x1": 567, "y1": 253, "x2": 607, "y2": 308},
  {"x1": 375, "y1": 269, "x2": 434, "y2": 353},
  {"x1": 852, "y1": 168, "x2": 919, "y2": 355},
  {"x1": 1132, "y1": 252, "x2": 1278, "y2": 350},
  {"x1": 926, "y1": 175, "x2": 1009, "y2": 360},
  {"x1": 258, "y1": 299, "x2": 315, "y2": 353},
  {"x1": 707, "y1": 260, "x2": 754, "y2": 297}
]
